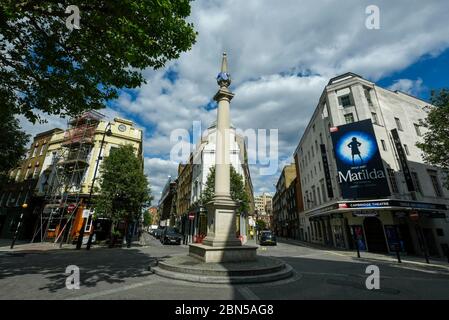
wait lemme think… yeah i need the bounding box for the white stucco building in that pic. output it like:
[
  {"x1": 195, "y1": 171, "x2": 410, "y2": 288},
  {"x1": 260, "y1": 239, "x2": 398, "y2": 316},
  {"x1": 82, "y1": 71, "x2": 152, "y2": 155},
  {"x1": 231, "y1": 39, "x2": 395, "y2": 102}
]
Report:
[
  {"x1": 294, "y1": 72, "x2": 449, "y2": 257},
  {"x1": 189, "y1": 121, "x2": 253, "y2": 243}
]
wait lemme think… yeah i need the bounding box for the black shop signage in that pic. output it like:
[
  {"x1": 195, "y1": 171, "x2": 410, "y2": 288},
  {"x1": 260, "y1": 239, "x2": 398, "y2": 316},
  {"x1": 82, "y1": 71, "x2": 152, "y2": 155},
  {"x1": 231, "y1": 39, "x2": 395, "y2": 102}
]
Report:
[
  {"x1": 391, "y1": 129, "x2": 415, "y2": 192},
  {"x1": 320, "y1": 144, "x2": 334, "y2": 198}
]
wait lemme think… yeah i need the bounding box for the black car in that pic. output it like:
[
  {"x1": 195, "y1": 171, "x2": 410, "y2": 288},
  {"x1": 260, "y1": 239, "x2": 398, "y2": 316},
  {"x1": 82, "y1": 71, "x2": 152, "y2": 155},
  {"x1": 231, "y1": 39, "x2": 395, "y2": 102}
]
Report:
[
  {"x1": 259, "y1": 231, "x2": 277, "y2": 246},
  {"x1": 160, "y1": 227, "x2": 182, "y2": 245},
  {"x1": 153, "y1": 227, "x2": 165, "y2": 239}
]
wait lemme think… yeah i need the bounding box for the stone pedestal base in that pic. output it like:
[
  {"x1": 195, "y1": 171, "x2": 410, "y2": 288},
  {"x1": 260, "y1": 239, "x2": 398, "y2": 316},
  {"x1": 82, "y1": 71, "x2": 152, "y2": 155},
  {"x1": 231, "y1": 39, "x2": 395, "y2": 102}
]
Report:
[
  {"x1": 151, "y1": 254, "x2": 294, "y2": 284},
  {"x1": 189, "y1": 243, "x2": 257, "y2": 263}
]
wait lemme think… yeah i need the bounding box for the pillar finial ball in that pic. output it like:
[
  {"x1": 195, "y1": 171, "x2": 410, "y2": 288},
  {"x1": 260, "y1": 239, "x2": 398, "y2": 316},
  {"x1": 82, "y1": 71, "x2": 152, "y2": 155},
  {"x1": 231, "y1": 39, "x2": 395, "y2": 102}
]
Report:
[
  {"x1": 217, "y1": 52, "x2": 231, "y2": 87},
  {"x1": 22, "y1": 203, "x2": 28, "y2": 209}
]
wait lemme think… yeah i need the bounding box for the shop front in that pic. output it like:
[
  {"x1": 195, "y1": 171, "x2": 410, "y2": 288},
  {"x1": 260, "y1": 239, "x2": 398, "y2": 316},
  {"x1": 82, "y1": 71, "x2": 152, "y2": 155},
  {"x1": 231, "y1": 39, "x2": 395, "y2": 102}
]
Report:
[{"x1": 307, "y1": 199, "x2": 448, "y2": 256}]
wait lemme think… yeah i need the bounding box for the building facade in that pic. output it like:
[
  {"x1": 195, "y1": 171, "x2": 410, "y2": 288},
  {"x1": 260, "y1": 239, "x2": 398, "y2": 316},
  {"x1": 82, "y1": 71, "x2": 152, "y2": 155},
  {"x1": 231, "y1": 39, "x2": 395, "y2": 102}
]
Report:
[
  {"x1": 158, "y1": 177, "x2": 177, "y2": 227},
  {"x1": 254, "y1": 193, "x2": 273, "y2": 230},
  {"x1": 1, "y1": 111, "x2": 144, "y2": 243},
  {"x1": 294, "y1": 72, "x2": 449, "y2": 257},
  {"x1": 177, "y1": 121, "x2": 254, "y2": 244},
  {"x1": 272, "y1": 164, "x2": 297, "y2": 238},
  {"x1": 0, "y1": 128, "x2": 63, "y2": 239}
]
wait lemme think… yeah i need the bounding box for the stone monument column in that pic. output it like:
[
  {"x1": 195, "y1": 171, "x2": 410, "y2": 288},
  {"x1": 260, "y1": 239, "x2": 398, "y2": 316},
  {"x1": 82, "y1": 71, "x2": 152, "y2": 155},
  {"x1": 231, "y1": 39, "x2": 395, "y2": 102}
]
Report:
[
  {"x1": 188, "y1": 53, "x2": 257, "y2": 262},
  {"x1": 202, "y1": 53, "x2": 241, "y2": 248}
]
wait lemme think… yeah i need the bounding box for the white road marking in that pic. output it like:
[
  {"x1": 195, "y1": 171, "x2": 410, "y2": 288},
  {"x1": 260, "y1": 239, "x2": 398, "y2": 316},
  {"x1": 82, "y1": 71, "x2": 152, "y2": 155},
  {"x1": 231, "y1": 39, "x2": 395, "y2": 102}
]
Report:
[
  {"x1": 324, "y1": 250, "x2": 348, "y2": 257},
  {"x1": 66, "y1": 279, "x2": 159, "y2": 300},
  {"x1": 237, "y1": 286, "x2": 260, "y2": 300}
]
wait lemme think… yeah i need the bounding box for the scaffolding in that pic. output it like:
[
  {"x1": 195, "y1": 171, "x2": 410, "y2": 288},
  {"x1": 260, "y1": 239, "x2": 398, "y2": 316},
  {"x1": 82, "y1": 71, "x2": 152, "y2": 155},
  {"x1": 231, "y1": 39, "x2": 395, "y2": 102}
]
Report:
[{"x1": 31, "y1": 110, "x2": 104, "y2": 244}]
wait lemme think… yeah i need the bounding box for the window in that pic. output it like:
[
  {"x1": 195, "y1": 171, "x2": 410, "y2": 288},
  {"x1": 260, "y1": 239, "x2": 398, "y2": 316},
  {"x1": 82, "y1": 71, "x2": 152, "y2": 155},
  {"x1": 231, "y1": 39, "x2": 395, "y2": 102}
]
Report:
[
  {"x1": 317, "y1": 186, "x2": 321, "y2": 205},
  {"x1": 344, "y1": 113, "x2": 354, "y2": 124},
  {"x1": 364, "y1": 89, "x2": 373, "y2": 106},
  {"x1": 33, "y1": 167, "x2": 39, "y2": 178},
  {"x1": 404, "y1": 144, "x2": 410, "y2": 156},
  {"x1": 319, "y1": 133, "x2": 323, "y2": 144},
  {"x1": 414, "y1": 123, "x2": 422, "y2": 136},
  {"x1": 411, "y1": 172, "x2": 423, "y2": 194},
  {"x1": 321, "y1": 180, "x2": 327, "y2": 203},
  {"x1": 395, "y1": 117, "x2": 403, "y2": 131},
  {"x1": 15, "y1": 192, "x2": 22, "y2": 207},
  {"x1": 33, "y1": 147, "x2": 39, "y2": 157},
  {"x1": 371, "y1": 112, "x2": 379, "y2": 125},
  {"x1": 428, "y1": 170, "x2": 443, "y2": 197},
  {"x1": 387, "y1": 169, "x2": 399, "y2": 193},
  {"x1": 311, "y1": 146, "x2": 314, "y2": 158},
  {"x1": 340, "y1": 95, "x2": 351, "y2": 107},
  {"x1": 39, "y1": 144, "x2": 46, "y2": 156},
  {"x1": 312, "y1": 187, "x2": 317, "y2": 205},
  {"x1": 381, "y1": 139, "x2": 387, "y2": 151},
  {"x1": 15, "y1": 169, "x2": 21, "y2": 182}
]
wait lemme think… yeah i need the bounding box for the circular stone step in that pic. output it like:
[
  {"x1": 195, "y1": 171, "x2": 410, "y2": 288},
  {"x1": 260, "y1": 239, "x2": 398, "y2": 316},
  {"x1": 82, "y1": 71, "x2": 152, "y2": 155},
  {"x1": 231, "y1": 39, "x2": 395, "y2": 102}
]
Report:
[{"x1": 150, "y1": 255, "x2": 294, "y2": 284}]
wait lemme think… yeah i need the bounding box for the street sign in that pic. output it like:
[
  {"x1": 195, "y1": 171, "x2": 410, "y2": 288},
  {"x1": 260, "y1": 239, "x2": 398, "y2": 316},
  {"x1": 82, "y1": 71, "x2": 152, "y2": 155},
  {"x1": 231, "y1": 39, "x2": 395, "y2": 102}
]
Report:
[
  {"x1": 188, "y1": 213, "x2": 195, "y2": 220},
  {"x1": 82, "y1": 209, "x2": 90, "y2": 218},
  {"x1": 67, "y1": 203, "x2": 76, "y2": 213}
]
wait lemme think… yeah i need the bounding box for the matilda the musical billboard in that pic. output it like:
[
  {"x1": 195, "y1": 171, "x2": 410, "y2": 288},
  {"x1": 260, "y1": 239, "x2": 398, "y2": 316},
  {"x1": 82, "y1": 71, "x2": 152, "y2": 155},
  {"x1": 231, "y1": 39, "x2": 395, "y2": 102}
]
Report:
[{"x1": 330, "y1": 119, "x2": 390, "y2": 199}]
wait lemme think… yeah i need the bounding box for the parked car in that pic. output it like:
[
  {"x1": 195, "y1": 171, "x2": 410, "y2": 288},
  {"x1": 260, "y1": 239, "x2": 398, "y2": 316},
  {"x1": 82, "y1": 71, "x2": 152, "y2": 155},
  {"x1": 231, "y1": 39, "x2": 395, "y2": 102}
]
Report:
[
  {"x1": 160, "y1": 227, "x2": 182, "y2": 245},
  {"x1": 259, "y1": 230, "x2": 277, "y2": 246},
  {"x1": 153, "y1": 227, "x2": 165, "y2": 239}
]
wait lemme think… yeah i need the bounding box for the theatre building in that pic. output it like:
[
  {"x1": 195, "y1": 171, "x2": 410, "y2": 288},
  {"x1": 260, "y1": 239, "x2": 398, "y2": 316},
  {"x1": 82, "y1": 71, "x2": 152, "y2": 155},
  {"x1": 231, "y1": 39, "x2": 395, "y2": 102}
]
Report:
[{"x1": 294, "y1": 72, "x2": 449, "y2": 257}]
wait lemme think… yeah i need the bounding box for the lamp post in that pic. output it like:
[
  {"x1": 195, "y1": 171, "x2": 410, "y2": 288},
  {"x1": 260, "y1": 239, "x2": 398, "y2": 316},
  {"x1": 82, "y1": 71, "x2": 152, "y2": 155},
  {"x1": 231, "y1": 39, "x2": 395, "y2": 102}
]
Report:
[
  {"x1": 80, "y1": 122, "x2": 113, "y2": 250},
  {"x1": 11, "y1": 203, "x2": 27, "y2": 249}
]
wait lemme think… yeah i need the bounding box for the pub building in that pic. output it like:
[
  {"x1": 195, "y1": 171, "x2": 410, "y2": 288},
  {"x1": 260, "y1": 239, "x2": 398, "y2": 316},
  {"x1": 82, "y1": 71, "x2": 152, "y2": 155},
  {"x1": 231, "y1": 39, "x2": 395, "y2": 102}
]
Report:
[{"x1": 293, "y1": 73, "x2": 449, "y2": 257}]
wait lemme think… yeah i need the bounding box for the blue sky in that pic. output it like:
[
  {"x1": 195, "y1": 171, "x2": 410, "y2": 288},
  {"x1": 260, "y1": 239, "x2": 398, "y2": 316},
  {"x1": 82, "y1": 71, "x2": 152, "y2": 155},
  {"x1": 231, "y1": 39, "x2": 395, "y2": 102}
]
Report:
[
  {"x1": 20, "y1": 0, "x2": 449, "y2": 203},
  {"x1": 377, "y1": 48, "x2": 449, "y2": 101}
]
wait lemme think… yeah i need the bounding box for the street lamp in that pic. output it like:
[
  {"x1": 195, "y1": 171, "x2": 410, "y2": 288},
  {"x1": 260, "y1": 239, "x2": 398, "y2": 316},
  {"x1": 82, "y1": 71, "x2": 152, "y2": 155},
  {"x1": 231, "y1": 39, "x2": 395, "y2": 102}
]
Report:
[{"x1": 80, "y1": 122, "x2": 113, "y2": 250}]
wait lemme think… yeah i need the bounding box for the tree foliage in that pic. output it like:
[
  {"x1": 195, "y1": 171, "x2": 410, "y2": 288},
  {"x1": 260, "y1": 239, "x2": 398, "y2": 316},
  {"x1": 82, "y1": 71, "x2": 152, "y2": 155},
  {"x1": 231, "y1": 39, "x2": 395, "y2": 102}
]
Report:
[
  {"x1": 201, "y1": 166, "x2": 250, "y2": 214},
  {"x1": 143, "y1": 210, "x2": 153, "y2": 227},
  {"x1": 94, "y1": 144, "x2": 152, "y2": 225},
  {"x1": 256, "y1": 219, "x2": 266, "y2": 231},
  {"x1": 0, "y1": 0, "x2": 197, "y2": 122},
  {"x1": 416, "y1": 89, "x2": 449, "y2": 187},
  {"x1": 0, "y1": 108, "x2": 30, "y2": 187}
]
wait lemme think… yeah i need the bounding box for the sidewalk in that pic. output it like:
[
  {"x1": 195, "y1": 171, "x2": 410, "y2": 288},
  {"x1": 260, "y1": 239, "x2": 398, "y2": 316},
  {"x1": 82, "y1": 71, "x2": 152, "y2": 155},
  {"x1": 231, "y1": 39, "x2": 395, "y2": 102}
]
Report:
[
  {"x1": 0, "y1": 238, "x2": 74, "y2": 252},
  {"x1": 277, "y1": 237, "x2": 449, "y2": 273}
]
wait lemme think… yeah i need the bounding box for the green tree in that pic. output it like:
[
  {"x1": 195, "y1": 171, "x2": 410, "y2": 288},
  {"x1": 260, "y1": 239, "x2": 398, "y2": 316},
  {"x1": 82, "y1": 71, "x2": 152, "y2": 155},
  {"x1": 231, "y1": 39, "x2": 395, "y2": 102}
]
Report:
[
  {"x1": 0, "y1": 1, "x2": 197, "y2": 123},
  {"x1": 0, "y1": 108, "x2": 30, "y2": 187},
  {"x1": 143, "y1": 210, "x2": 153, "y2": 227},
  {"x1": 201, "y1": 166, "x2": 250, "y2": 214},
  {"x1": 256, "y1": 219, "x2": 266, "y2": 231},
  {"x1": 416, "y1": 89, "x2": 449, "y2": 187},
  {"x1": 94, "y1": 144, "x2": 152, "y2": 245}
]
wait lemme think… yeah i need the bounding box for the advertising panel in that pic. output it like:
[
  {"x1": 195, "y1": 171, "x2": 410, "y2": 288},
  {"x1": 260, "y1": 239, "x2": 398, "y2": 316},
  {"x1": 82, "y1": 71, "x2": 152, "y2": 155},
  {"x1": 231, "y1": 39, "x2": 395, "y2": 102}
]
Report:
[{"x1": 331, "y1": 119, "x2": 390, "y2": 199}]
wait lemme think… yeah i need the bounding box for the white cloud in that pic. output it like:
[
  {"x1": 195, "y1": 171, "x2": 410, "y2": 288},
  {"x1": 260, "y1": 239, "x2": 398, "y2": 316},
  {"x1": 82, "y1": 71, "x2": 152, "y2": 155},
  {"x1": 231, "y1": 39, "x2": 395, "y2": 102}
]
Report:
[
  {"x1": 17, "y1": 0, "x2": 449, "y2": 199},
  {"x1": 388, "y1": 78, "x2": 424, "y2": 96},
  {"x1": 144, "y1": 157, "x2": 179, "y2": 203}
]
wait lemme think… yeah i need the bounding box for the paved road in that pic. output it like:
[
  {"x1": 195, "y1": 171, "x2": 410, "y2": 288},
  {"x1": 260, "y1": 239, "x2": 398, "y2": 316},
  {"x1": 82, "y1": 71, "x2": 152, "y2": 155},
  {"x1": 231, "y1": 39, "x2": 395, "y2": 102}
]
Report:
[{"x1": 1, "y1": 236, "x2": 448, "y2": 300}]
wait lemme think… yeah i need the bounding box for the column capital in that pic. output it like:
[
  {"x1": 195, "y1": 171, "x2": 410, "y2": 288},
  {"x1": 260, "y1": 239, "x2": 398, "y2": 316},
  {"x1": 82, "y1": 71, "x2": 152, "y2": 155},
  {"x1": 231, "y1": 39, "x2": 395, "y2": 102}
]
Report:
[{"x1": 214, "y1": 88, "x2": 234, "y2": 102}]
